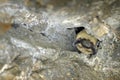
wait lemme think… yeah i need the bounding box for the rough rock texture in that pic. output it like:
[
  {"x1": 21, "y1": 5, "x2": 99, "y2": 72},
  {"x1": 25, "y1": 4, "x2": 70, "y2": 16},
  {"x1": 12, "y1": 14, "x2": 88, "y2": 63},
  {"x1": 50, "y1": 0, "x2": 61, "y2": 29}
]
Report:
[{"x1": 0, "y1": 0, "x2": 120, "y2": 80}]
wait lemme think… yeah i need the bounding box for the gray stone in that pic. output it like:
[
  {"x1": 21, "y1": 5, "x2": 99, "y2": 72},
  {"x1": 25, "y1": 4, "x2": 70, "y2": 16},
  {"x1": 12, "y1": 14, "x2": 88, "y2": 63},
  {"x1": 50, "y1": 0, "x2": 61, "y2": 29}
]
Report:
[{"x1": 0, "y1": 0, "x2": 120, "y2": 80}]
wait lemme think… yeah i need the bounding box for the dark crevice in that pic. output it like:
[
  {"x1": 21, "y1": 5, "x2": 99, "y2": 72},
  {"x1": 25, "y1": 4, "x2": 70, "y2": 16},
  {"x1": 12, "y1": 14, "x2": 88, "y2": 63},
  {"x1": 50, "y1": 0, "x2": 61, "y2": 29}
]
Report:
[{"x1": 74, "y1": 27, "x2": 85, "y2": 34}]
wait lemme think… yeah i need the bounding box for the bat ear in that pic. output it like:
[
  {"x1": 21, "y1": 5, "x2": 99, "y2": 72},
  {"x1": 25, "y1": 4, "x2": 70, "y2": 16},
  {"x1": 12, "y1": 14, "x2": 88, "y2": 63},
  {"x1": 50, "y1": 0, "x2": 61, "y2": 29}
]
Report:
[
  {"x1": 72, "y1": 39, "x2": 82, "y2": 54},
  {"x1": 72, "y1": 38, "x2": 81, "y2": 47}
]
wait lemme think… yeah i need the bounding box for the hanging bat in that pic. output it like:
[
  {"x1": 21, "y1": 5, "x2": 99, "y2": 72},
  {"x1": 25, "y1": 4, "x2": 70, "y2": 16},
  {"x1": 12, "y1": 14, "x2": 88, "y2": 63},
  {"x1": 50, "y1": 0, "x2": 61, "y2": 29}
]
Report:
[{"x1": 73, "y1": 28, "x2": 100, "y2": 58}]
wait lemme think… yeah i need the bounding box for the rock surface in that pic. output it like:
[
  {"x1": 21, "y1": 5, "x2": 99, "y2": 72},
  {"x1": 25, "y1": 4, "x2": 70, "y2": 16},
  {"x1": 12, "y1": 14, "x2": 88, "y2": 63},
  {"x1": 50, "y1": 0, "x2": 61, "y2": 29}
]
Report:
[{"x1": 0, "y1": 0, "x2": 120, "y2": 80}]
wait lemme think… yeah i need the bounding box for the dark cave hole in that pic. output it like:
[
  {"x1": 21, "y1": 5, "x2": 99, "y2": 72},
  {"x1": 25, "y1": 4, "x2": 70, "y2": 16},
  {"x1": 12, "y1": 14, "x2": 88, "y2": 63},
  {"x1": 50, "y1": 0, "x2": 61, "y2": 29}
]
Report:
[{"x1": 74, "y1": 27, "x2": 85, "y2": 34}]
